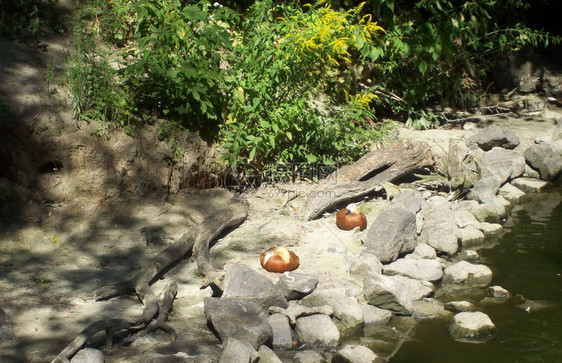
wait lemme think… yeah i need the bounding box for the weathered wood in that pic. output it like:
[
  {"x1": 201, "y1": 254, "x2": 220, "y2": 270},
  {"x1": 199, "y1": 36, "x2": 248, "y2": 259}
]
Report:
[
  {"x1": 305, "y1": 141, "x2": 434, "y2": 220},
  {"x1": 52, "y1": 196, "x2": 249, "y2": 362}
]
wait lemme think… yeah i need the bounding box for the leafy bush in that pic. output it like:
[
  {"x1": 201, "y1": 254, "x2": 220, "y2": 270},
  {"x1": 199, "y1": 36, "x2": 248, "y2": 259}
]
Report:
[
  {"x1": 65, "y1": 0, "x2": 560, "y2": 169},
  {"x1": 221, "y1": 0, "x2": 389, "y2": 166},
  {"x1": 66, "y1": 11, "x2": 135, "y2": 134},
  {"x1": 0, "y1": 0, "x2": 61, "y2": 39}
]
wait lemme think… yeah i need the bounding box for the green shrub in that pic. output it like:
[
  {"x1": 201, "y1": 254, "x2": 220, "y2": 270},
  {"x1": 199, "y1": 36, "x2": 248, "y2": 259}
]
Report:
[{"x1": 221, "y1": 0, "x2": 390, "y2": 166}]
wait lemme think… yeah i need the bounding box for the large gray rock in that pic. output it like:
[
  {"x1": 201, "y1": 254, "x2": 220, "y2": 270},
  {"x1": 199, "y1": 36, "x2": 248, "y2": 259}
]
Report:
[
  {"x1": 332, "y1": 344, "x2": 382, "y2": 363},
  {"x1": 467, "y1": 127, "x2": 520, "y2": 151},
  {"x1": 295, "y1": 314, "x2": 340, "y2": 348},
  {"x1": 361, "y1": 305, "x2": 392, "y2": 326},
  {"x1": 70, "y1": 348, "x2": 104, "y2": 363},
  {"x1": 524, "y1": 144, "x2": 562, "y2": 181},
  {"x1": 268, "y1": 313, "x2": 293, "y2": 350},
  {"x1": 301, "y1": 290, "x2": 364, "y2": 337},
  {"x1": 258, "y1": 345, "x2": 283, "y2": 363},
  {"x1": 458, "y1": 224, "x2": 485, "y2": 246},
  {"x1": 471, "y1": 195, "x2": 510, "y2": 223},
  {"x1": 444, "y1": 300, "x2": 476, "y2": 313},
  {"x1": 418, "y1": 196, "x2": 460, "y2": 255},
  {"x1": 448, "y1": 311, "x2": 497, "y2": 343},
  {"x1": 269, "y1": 300, "x2": 334, "y2": 325},
  {"x1": 257, "y1": 345, "x2": 283, "y2": 363},
  {"x1": 404, "y1": 243, "x2": 436, "y2": 260},
  {"x1": 390, "y1": 190, "x2": 424, "y2": 214},
  {"x1": 276, "y1": 272, "x2": 318, "y2": 301},
  {"x1": 363, "y1": 273, "x2": 413, "y2": 315},
  {"x1": 363, "y1": 206, "x2": 417, "y2": 263},
  {"x1": 511, "y1": 177, "x2": 551, "y2": 192},
  {"x1": 467, "y1": 148, "x2": 526, "y2": 203},
  {"x1": 204, "y1": 297, "x2": 272, "y2": 349},
  {"x1": 218, "y1": 338, "x2": 258, "y2": 363},
  {"x1": 386, "y1": 275, "x2": 435, "y2": 301},
  {"x1": 222, "y1": 263, "x2": 287, "y2": 310},
  {"x1": 350, "y1": 252, "x2": 383, "y2": 277},
  {"x1": 411, "y1": 298, "x2": 453, "y2": 320},
  {"x1": 442, "y1": 261, "x2": 493, "y2": 287},
  {"x1": 383, "y1": 258, "x2": 443, "y2": 282}
]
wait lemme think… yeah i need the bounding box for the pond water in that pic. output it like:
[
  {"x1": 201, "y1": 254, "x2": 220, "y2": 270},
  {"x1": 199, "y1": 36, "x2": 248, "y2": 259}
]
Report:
[{"x1": 391, "y1": 186, "x2": 562, "y2": 363}]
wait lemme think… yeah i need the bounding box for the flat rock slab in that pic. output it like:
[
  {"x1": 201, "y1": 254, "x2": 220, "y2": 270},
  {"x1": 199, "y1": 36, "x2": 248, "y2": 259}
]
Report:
[
  {"x1": 442, "y1": 261, "x2": 493, "y2": 287},
  {"x1": 383, "y1": 258, "x2": 443, "y2": 282},
  {"x1": 511, "y1": 177, "x2": 551, "y2": 192}
]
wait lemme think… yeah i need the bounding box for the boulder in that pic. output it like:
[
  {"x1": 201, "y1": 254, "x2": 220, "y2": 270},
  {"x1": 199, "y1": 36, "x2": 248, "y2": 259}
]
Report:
[
  {"x1": 467, "y1": 127, "x2": 520, "y2": 151},
  {"x1": 448, "y1": 311, "x2": 497, "y2": 343},
  {"x1": 222, "y1": 263, "x2": 287, "y2": 310},
  {"x1": 295, "y1": 314, "x2": 340, "y2": 348},
  {"x1": 411, "y1": 299, "x2": 453, "y2": 320},
  {"x1": 385, "y1": 275, "x2": 435, "y2": 301},
  {"x1": 418, "y1": 197, "x2": 460, "y2": 255},
  {"x1": 350, "y1": 252, "x2": 383, "y2": 277},
  {"x1": 363, "y1": 273, "x2": 413, "y2": 315},
  {"x1": 383, "y1": 258, "x2": 443, "y2": 282},
  {"x1": 363, "y1": 206, "x2": 417, "y2": 263},
  {"x1": 471, "y1": 195, "x2": 510, "y2": 223},
  {"x1": 268, "y1": 313, "x2": 293, "y2": 350},
  {"x1": 269, "y1": 300, "x2": 334, "y2": 325},
  {"x1": 454, "y1": 209, "x2": 480, "y2": 228},
  {"x1": 276, "y1": 272, "x2": 318, "y2": 301},
  {"x1": 204, "y1": 297, "x2": 272, "y2": 349},
  {"x1": 476, "y1": 221, "x2": 503, "y2": 235},
  {"x1": 332, "y1": 344, "x2": 382, "y2": 363},
  {"x1": 301, "y1": 290, "x2": 364, "y2": 337},
  {"x1": 218, "y1": 338, "x2": 258, "y2": 363},
  {"x1": 404, "y1": 243, "x2": 437, "y2": 260},
  {"x1": 511, "y1": 177, "x2": 551, "y2": 192},
  {"x1": 361, "y1": 305, "x2": 392, "y2": 326},
  {"x1": 442, "y1": 261, "x2": 493, "y2": 287},
  {"x1": 458, "y1": 224, "x2": 485, "y2": 246},
  {"x1": 487, "y1": 285, "x2": 512, "y2": 302},
  {"x1": 70, "y1": 348, "x2": 104, "y2": 363},
  {"x1": 390, "y1": 190, "x2": 424, "y2": 214},
  {"x1": 499, "y1": 182, "x2": 526, "y2": 203},
  {"x1": 258, "y1": 345, "x2": 283, "y2": 363},
  {"x1": 444, "y1": 300, "x2": 476, "y2": 313},
  {"x1": 524, "y1": 144, "x2": 562, "y2": 181}
]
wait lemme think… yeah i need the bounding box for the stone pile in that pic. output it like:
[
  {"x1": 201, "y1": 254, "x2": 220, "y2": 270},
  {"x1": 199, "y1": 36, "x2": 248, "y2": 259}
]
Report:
[{"x1": 71, "y1": 126, "x2": 562, "y2": 363}]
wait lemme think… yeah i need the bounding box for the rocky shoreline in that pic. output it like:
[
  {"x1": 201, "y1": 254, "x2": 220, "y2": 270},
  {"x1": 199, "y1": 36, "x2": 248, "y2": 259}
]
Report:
[
  {"x1": 1, "y1": 120, "x2": 561, "y2": 362},
  {"x1": 52, "y1": 123, "x2": 560, "y2": 362}
]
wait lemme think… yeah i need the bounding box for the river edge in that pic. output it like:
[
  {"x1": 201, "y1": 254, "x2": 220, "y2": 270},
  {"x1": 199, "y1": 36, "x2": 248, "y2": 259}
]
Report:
[{"x1": 2, "y1": 117, "x2": 562, "y2": 362}]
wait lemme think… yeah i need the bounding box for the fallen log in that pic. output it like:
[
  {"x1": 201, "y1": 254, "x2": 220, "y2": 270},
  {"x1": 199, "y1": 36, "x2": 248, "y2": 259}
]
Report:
[
  {"x1": 52, "y1": 196, "x2": 249, "y2": 362},
  {"x1": 305, "y1": 140, "x2": 434, "y2": 220}
]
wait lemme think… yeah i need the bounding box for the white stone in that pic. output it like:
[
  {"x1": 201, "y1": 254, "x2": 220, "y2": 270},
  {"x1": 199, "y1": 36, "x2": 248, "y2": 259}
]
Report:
[
  {"x1": 383, "y1": 258, "x2": 443, "y2": 282},
  {"x1": 449, "y1": 311, "x2": 497, "y2": 342},
  {"x1": 442, "y1": 261, "x2": 492, "y2": 287}
]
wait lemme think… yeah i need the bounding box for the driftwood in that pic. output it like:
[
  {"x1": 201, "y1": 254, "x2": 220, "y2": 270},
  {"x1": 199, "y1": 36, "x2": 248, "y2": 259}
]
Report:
[
  {"x1": 305, "y1": 140, "x2": 434, "y2": 220},
  {"x1": 52, "y1": 196, "x2": 249, "y2": 363}
]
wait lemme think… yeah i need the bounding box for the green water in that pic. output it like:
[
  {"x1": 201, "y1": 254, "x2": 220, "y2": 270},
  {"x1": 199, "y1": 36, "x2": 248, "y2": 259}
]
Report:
[{"x1": 391, "y1": 187, "x2": 562, "y2": 363}]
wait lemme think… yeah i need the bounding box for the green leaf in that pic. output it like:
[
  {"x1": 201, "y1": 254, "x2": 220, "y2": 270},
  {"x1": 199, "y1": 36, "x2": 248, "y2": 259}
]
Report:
[{"x1": 418, "y1": 60, "x2": 428, "y2": 75}]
